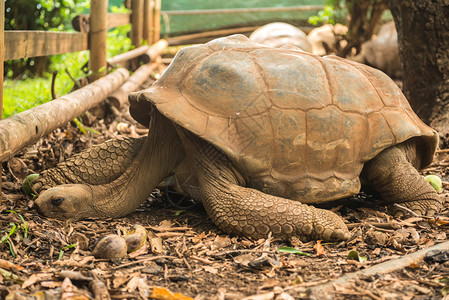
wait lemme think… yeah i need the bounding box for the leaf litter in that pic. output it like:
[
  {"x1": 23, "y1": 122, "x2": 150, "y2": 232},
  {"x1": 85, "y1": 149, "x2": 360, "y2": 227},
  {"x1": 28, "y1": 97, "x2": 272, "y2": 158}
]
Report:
[{"x1": 2, "y1": 76, "x2": 449, "y2": 299}]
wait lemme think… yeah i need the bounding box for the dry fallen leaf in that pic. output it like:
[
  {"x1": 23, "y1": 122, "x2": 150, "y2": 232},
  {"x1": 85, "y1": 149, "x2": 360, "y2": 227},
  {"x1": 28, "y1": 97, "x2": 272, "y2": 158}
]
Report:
[
  {"x1": 203, "y1": 265, "x2": 219, "y2": 274},
  {"x1": 151, "y1": 286, "x2": 194, "y2": 300},
  {"x1": 314, "y1": 241, "x2": 325, "y2": 256},
  {"x1": 0, "y1": 259, "x2": 24, "y2": 271}
]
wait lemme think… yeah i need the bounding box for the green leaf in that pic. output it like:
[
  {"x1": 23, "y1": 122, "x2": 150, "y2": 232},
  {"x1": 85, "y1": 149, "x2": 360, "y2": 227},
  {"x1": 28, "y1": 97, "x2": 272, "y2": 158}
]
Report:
[
  {"x1": 348, "y1": 250, "x2": 367, "y2": 263},
  {"x1": 64, "y1": 244, "x2": 77, "y2": 250},
  {"x1": 17, "y1": 214, "x2": 29, "y2": 239},
  {"x1": 58, "y1": 250, "x2": 64, "y2": 260},
  {"x1": 85, "y1": 127, "x2": 101, "y2": 134},
  {"x1": 425, "y1": 175, "x2": 443, "y2": 193},
  {"x1": 73, "y1": 117, "x2": 87, "y2": 134},
  {"x1": 175, "y1": 210, "x2": 185, "y2": 217},
  {"x1": 278, "y1": 247, "x2": 311, "y2": 256},
  {"x1": 22, "y1": 174, "x2": 40, "y2": 196},
  {"x1": 6, "y1": 240, "x2": 16, "y2": 258}
]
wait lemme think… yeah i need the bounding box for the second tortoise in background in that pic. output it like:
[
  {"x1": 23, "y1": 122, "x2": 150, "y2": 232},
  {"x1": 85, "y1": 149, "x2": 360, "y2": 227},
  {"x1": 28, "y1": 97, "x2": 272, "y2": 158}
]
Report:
[{"x1": 249, "y1": 22, "x2": 312, "y2": 52}]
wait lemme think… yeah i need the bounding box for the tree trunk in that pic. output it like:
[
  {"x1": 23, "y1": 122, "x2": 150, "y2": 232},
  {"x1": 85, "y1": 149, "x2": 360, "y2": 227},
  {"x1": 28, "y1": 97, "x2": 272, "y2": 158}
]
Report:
[
  {"x1": 339, "y1": 0, "x2": 388, "y2": 57},
  {"x1": 389, "y1": 1, "x2": 449, "y2": 142}
]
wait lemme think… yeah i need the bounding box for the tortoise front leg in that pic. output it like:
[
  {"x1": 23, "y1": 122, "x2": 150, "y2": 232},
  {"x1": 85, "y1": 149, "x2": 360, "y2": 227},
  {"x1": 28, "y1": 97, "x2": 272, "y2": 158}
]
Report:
[
  {"x1": 33, "y1": 137, "x2": 146, "y2": 194},
  {"x1": 193, "y1": 150, "x2": 350, "y2": 242},
  {"x1": 199, "y1": 181, "x2": 350, "y2": 241},
  {"x1": 361, "y1": 142, "x2": 442, "y2": 217}
]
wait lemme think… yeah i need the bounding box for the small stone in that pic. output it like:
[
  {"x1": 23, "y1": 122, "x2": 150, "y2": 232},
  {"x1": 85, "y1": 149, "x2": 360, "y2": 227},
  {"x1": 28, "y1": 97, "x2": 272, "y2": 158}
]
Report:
[{"x1": 364, "y1": 230, "x2": 388, "y2": 246}]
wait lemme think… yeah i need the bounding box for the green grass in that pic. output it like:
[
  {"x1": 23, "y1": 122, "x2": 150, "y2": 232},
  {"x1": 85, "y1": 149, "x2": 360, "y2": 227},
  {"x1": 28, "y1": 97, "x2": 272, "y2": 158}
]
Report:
[
  {"x1": 0, "y1": 211, "x2": 29, "y2": 258},
  {"x1": 3, "y1": 21, "x2": 132, "y2": 119}
]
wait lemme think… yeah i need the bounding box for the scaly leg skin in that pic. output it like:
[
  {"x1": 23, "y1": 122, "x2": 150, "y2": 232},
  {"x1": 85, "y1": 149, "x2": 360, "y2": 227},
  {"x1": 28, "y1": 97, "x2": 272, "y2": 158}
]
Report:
[
  {"x1": 192, "y1": 146, "x2": 350, "y2": 242},
  {"x1": 361, "y1": 142, "x2": 442, "y2": 217},
  {"x1": 32, "y1": 137, "x2": 146, "y2": 194},
  {"x1": 34, "y1": 113, "x2": 185, "y2": 220}
]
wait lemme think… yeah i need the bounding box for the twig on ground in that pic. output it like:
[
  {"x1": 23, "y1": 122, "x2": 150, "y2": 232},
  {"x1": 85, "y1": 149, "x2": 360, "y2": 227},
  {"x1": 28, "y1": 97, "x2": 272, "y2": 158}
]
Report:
[
  {"x1": 347, "y1": 221, "x2": 401, "y2": 230},
  {"x1": 147, "y1": 226, "x2": 191, "y2": 232},
  {"x1": 305, "y1": 240, "x2": 449, "y2": 298},
  {"x1": 190, "y1": 255, "x2": 214, "y2": 264},
  {"x1": 393, "y1": 203, "x2": 433, "y2": 219},
  {"x1": 112, "y1": 255, "x2": 177, "y2": 270}
]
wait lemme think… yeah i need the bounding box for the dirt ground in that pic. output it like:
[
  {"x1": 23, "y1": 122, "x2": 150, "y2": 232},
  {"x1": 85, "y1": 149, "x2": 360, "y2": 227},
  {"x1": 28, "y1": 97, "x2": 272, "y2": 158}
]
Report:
[{"x1": 2, "y1": 76, "x2": 449, "y2": 300}]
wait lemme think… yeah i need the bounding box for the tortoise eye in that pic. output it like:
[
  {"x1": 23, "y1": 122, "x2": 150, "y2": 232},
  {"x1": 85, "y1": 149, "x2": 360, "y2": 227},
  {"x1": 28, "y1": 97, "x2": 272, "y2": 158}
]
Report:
[{"x1": 51, "y1": 198, "x2": 64, "y2": 206}]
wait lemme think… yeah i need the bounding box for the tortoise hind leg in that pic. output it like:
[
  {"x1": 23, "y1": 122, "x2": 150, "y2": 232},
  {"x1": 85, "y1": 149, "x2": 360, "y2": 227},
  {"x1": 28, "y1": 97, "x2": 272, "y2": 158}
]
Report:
[
  {"x1": 361, "y1": 141, "x2": 442, "y2": 217},
  {"x1": 32, "y1": 137, "x2": 146, "y2": 194}
]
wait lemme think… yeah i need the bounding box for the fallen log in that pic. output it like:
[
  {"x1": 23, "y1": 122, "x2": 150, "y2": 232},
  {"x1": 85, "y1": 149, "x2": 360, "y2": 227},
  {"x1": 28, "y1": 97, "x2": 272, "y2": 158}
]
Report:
[
  {"x1": 167, "y1": 26, "x2": 315, "y2": 46},
  {"x1": 305, "y1": 240, "x2": 449, "y2": 299},
  {"x1": 107, "y1": 39, "x2": 168, "y2": 67},
  {"x1": 107, "y1": 62, "x2": 158, "y2": 109},
  {"x1": 0, "y1": 68, "x2": 129, "y2": 162}
]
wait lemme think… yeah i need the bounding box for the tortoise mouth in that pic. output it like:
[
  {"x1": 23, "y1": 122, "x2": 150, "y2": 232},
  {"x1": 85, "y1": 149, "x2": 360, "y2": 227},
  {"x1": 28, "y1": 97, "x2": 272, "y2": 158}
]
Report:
[{"x1": 34, "y1": 197, "x2": 65, "y2": 219}]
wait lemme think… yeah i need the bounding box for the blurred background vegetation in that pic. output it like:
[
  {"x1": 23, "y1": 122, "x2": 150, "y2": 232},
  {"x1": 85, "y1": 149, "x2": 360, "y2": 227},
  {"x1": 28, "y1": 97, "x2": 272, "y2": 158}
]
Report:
[
  {"x1": 3, "y1": 0, "x2": 132, "y2": 118},
  {"x1": 3, "y1": 0, "x2": 384, "y2": 119}
]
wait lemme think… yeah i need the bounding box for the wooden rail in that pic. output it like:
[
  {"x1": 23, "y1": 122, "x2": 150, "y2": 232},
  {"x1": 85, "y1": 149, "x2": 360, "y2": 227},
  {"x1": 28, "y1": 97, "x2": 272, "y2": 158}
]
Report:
[
  {"x1": 5, "y1": 31, "x2": 88, "y2": 60},
  {"x1": 72, "y1": 13, "x2": 131, "y2": 32},
  {"x1": 162, "y1": 5, "x2": 324, "y2": 16}
]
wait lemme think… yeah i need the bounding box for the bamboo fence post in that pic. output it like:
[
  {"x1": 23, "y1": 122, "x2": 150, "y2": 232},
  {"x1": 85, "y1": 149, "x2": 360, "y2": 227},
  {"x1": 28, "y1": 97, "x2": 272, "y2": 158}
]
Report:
[
  {"x1": 107, "y1": 62, "x2": 158, "y2": 109},
  {"x1": 143, "y1": 0, "x2": 154, "y2": 45},
  {"x1": 0, "y1": 0, "x2": 4, "y2": 120},
  {"x1": 152, "y1": 0, "x2": 161, "y2": 42},
  {"x1": 0, "y1": 0, "x2": 4, "y2": 196},
  {"x1": 89, "y1": 0, "x2": 108, "y2": 81},
  {"x1": 131, "y1": 0, "x2": 144, "y2": 48}
]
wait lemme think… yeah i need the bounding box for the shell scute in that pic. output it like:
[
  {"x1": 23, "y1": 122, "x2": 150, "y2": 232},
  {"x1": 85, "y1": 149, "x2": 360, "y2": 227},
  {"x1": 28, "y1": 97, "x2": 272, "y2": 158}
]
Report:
[{"x1": 255, "y1": 49, "x2": 331, "y2": 110}]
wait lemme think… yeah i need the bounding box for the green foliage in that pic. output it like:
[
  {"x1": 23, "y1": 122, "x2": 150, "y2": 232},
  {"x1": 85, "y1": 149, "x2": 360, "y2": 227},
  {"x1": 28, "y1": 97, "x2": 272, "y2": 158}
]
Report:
[
  {"x1": 3, "y1": 2, "x2": 132, "y2": 119},
  {"x1": 308, "y1": 5, "x2": 336, "y2": 25},
  {"x1": 5, "y1": 0, "x2": 90, "y2": 31},
  {"x1": 59, "y1": 244, "x2": 78, "y2": 260},
  {"x1": 278, "y1": 246, "x2": 311, "y2": 256},
  {"x1": 5, "y1": 0, "x2": 90, "y2": 78},
  {"x1": 107, "y1": 5, "x2": 133, "y2": 57},
  {"x1": 347, "y1": 249, "x2": 367, "y2": 263},
  {"x1": 308, "y1": 0, "x2": 347, "y2": 25},
  {"x1": 3, "y1": 50, "x2": 89, "y2": 118},
  {"x1": 0, "y1": 211, "x2": 29, "y2": 258},
  {"x1": 22, "y1": 174, "x2": 40, "y2": 197},
  {"x1": 425, "y1": 175, "x2": 443, "y2": 193},
  {"x1": 107, "y1": 24, "x2": 133, "y2": 58}
]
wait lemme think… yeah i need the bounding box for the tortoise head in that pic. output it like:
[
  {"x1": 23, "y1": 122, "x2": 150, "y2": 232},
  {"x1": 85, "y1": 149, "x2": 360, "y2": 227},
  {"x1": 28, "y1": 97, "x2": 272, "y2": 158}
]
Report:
[{"x1": 34, "y1": 184, "x2": 94, "y2": 220}]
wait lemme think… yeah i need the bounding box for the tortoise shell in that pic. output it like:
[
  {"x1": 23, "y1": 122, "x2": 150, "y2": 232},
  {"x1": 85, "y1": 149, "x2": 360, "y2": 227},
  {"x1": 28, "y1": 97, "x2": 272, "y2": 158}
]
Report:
[
  {"x1": 130, "y1": 34, "x2": 438, "y2": 204},
  {"x1": 249, "y1": 22, "x2": 312, "y2": 52}
]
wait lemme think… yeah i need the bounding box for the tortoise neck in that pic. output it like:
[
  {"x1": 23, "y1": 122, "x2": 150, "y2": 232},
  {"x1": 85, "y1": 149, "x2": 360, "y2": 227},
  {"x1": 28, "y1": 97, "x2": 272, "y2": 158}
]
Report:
[{"x1": 91, "y1": 113, "x2": 185, "y2": 218}]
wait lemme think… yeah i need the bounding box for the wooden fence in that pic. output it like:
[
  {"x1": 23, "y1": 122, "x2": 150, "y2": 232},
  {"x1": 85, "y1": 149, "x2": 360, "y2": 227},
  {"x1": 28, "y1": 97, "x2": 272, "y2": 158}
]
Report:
[
  {"x1": 0, "y1": 0, "x2": 161, "y2": 118},
  {"x1": 0, "y1": 1, "x2": 323, "y2": 190},
  {"x1": 0, "y1": 0, "x2": 163, "y2": 188}
]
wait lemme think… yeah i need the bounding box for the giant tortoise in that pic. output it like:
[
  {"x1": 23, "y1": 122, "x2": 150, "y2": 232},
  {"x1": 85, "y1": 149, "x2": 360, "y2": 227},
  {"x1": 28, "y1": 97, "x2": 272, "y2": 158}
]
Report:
[
  {"x1": 32, "y1": 34, "x2": 441, "y2": 242},
  {"x1": 362, "y1": 21, "x2": 402, "y2": 79},
  {"x1": 249, "y1": 22, "x2": 312, "y2": 52}
]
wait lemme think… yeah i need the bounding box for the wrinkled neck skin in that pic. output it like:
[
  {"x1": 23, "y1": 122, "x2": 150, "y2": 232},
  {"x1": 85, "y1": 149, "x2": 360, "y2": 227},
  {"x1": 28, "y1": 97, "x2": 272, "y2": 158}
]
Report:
[
  {"x1": 92, "y1": 114, "x2": 185, "y2": 218},
  {"x1": 36, "y1": 112, "x2": 185, "y2": 220}
]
